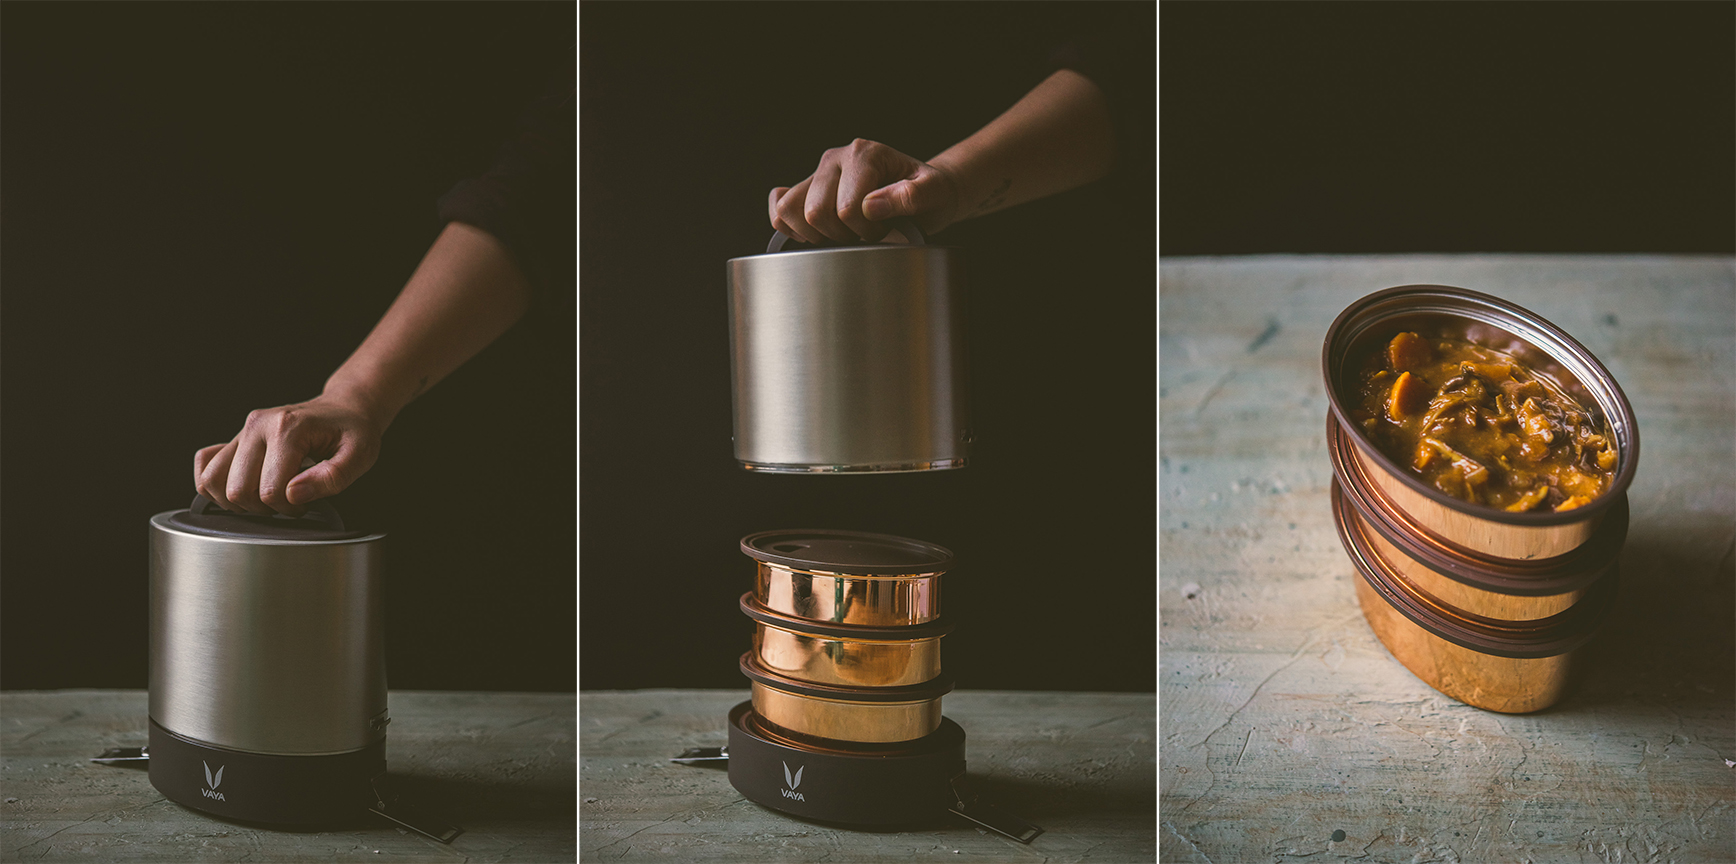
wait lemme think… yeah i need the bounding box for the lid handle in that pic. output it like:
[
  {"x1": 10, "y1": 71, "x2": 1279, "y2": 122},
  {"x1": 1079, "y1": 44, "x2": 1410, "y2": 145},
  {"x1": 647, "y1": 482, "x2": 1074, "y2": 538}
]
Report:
[
  {"x1": 190, "y1": 494, "x2": 346, "y2": 531},
  {"x1": 766, "y1": 216, "x2": 926, "y2": 255}
]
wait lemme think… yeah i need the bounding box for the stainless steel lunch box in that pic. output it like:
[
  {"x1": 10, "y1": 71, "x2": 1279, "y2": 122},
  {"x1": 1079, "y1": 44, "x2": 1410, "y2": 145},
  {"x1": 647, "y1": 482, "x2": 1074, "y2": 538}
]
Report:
[
  {"x1": 148, "y1": 496, "x2": 388, "y2": 825},
  {"x1": 726, "y1": 221, "x2": 970, "y2": 473}
]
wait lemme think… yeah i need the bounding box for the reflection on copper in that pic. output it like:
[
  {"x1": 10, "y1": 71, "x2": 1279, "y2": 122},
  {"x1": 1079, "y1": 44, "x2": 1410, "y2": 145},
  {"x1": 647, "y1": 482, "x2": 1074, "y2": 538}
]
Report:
[
  {"x1": 1334, "y1": 481, "x2": 1606, "y2": 714},
  {"x1": 750, "y1": 681, "x2": 944, "y2": 743},
  {"x1": 756, "y1": 562, "x2": 941, "y2": 626},
  {"x1": 754, "y1": 622, "x2": 941, "y2": 688}
]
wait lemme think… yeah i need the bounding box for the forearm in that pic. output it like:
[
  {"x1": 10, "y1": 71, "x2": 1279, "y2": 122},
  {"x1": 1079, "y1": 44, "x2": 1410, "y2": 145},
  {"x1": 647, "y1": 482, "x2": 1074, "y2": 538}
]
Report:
[
  {"x1": 322, "y1": 221, "x2": 532, "y2": 428},
  {"x1": 928, "y1": 69, "x2": 1116, "y2": 228}
]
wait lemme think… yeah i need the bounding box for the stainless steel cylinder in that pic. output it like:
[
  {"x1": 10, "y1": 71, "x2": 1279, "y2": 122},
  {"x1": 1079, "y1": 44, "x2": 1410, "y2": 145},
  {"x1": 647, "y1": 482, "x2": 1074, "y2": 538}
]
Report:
[
  {"x1": 149, "y1": 511, "x2": 387, "y2": 756},
  {"x1": 727, "y1": 234, "x2": 969, "y2": 473}
]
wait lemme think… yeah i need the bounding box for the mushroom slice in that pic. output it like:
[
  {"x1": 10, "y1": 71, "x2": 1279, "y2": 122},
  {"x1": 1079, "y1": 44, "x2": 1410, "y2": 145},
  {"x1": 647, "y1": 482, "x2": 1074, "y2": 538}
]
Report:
[{"x1": 1504, "y1": 485, "x2": 1550, "y2": 513}]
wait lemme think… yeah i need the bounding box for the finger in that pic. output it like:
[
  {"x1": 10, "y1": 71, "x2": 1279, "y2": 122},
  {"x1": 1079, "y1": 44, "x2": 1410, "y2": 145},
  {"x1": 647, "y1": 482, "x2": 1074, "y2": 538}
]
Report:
[
  {"x1": 767, "y1": 187, "x2": 789, "y2": 232},
  {"x1": 801, "y1": 161, "x2": 855, "y2": 242},
  {"x1": 835, "y1": 155, "x2": 898, "y2": 241},
  {"x1": 196, "y1": 441, "x2": 240, "y2": 512},
  {"x1": 193, "y1": 444, "x2": 225, "y2": 490},
  {"x1": 286, "y1": 433, "x2": 377, "y2": 506},
  {"x1": 772, "y1": 177, "x2": 825, "y2": 246},
  {"x1": 224, "y1": 430, "x2": 273, "y2": 515},
  {"x1": 257, "y1": 431, "x2": 312, "y2": 517},
  {"x1": 863, "y1": 169, "x2": 951, "y2": 224}
]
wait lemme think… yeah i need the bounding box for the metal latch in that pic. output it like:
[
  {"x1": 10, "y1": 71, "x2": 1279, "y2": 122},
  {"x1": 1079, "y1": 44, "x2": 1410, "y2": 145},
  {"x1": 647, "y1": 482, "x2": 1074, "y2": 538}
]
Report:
[
  {"x1": 90, "y1": 746, "x2": 149, "y2": 765},
  {"x1": 368, "y1": 773, "x2": 464, "y2": 844},
  {"x1": 669, "y1": 746, "x2": 729, "y2": 764},
  {"x1": 947, "y1": 772, "x2": 1045, "y2": 844}
]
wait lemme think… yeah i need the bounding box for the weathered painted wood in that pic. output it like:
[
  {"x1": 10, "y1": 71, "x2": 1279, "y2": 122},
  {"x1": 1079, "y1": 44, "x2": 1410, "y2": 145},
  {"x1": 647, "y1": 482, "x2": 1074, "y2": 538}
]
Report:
[
  {"x1": 0, "y1": 690, "x2": 575, "y2": 862},
  {"x1": 1160, "y1": 255, "x2": 1735, "y2": 863},
  {"x1": 579, "y1": 689, "x2": 1155, "y2": 862}
]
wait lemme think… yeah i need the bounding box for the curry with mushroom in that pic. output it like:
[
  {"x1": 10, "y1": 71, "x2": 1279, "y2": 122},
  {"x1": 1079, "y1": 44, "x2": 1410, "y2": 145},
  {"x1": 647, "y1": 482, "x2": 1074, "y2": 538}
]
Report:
[{"x1": 1351, "y1": 333, "x2": 1617, "y2": 512}]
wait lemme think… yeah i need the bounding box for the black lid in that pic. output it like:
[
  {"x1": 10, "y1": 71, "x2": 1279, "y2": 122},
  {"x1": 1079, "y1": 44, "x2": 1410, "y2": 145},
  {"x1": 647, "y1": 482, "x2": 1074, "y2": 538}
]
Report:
[
  {"x1": 165, "y1": 495, "x2": 375, "y2": 542},
  {"x1": 740, "y1": 529, "x2": 953, "y2": 575}
]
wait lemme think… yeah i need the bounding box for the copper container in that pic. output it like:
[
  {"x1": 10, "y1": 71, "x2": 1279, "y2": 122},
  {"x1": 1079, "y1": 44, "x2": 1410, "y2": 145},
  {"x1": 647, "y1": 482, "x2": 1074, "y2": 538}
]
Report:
[
  {"x1": 740, "y1": 653, "x2": 950, "y2": 743},
  {"x1": 743, "y1": 529, "x2": 949, "y2": 627},
  {"x1": 741, "y1": 594, "x2": 947, "y2": 688},
  {"x1": 1322, "y1": 285, "x2": 1639, "y2": 562},
  {"x1": 1333, "y1": 481, "x2": 1615, "y2": 713},
  {"x1": 1328, "y1": 416, "x2": 1628, "y2": 621}
]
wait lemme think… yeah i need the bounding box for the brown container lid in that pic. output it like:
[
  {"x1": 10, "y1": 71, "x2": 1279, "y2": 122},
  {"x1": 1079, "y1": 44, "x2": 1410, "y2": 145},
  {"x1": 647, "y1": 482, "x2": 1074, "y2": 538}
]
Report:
[{"x1": 740, "y1": 529, "x2": 953, "y2": 576}]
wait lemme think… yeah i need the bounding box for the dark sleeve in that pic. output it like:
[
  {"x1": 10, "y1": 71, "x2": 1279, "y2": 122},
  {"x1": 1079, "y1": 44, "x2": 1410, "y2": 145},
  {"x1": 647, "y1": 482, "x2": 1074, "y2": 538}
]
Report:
[
  {"x1": 1050, "y1": 27, "x2": 1155, "y2": 180},
  {"x1": 437, "y1": 86, "x2": 576, "y2": 296}
]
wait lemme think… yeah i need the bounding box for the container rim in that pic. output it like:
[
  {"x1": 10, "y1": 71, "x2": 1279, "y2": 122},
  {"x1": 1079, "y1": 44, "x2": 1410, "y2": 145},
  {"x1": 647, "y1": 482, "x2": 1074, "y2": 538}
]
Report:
[
  {"x1": 739, "y1": 593, "x2": 952, "y2": 641},
  {"x1": 739, "y1": 652, "x2": 954, "y2": 703},
  {"x1": 1326, "y1": 415, "x2": 1629, "y2": 594},
  {"x1": 149, "y1": 511, "x2": 386, "y2": 546},
  {"x1": 726, "y1": 241, "x2": 957, "y2": 265},
  {"x1": 741, "y1": 529, "x2": 954, "y2": 575},
  {"x1": 1333, "y1": 480, "x2": 1615, "y2": 659},
  {"x1": 1321, "y1": 284, "x2": 1639, "y2": 527}
]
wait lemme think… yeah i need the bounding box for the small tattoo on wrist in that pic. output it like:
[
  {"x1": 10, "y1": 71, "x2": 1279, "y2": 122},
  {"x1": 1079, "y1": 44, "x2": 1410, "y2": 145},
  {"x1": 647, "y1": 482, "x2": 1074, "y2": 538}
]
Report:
[{"x1": 974, "y1": 178, "x2": 1012, "y2": 213}]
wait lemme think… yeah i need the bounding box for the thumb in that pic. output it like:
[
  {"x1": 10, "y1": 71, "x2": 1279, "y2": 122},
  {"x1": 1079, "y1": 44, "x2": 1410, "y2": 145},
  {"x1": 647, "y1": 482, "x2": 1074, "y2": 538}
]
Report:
[
  {"x1": 863, "y1": 173, "x2": 948, "y2": 222},
  {"x1": 285, "y1": 437, "x2": 372, "y2": 505}
]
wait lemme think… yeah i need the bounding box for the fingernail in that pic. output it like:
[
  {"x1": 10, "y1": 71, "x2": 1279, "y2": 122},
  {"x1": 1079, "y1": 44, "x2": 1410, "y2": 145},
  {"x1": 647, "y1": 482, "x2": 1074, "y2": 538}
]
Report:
[{"x1": 863, "y1": 196, "x2": 892, "y2": 220}]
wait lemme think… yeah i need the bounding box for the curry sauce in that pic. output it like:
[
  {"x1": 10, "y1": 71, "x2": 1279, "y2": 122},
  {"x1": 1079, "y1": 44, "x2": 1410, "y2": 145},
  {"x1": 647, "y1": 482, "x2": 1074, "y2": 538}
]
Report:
[{"x1": 1351, "y1": 333, "x2": 1616, "y2": 512}]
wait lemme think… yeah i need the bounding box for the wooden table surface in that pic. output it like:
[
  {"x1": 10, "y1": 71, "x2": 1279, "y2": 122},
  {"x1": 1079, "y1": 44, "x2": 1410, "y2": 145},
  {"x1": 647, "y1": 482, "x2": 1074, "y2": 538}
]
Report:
[
  {"x1": 579, "y1": 689, "x2": 1155, "y2": 862},
  {"x1": 0, "y1": 690, "x2": 575, "y2": 863},
  {"x1": 1160, "y1": 255, "x2": 1735, "y2": 863}
]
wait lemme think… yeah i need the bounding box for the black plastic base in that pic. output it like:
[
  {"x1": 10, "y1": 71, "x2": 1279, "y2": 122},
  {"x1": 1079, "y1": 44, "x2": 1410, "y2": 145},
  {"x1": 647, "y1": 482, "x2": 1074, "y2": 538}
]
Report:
[
  {"x1": 148, "y1": 719, "x2": 385, "y2": 826},
  {"x1": 725, "y1": 701, "x2": 965, "y2": 826}
]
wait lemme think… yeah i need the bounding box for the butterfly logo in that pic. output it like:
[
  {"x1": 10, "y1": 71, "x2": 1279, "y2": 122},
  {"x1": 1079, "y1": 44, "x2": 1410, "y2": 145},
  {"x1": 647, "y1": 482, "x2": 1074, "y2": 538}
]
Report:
[
  {"x1": 782, "y1": 761, "x2": 804, "y2": 790},
  {"x1": 203, "y1": 761, "x2": 225, "y2": 790}
]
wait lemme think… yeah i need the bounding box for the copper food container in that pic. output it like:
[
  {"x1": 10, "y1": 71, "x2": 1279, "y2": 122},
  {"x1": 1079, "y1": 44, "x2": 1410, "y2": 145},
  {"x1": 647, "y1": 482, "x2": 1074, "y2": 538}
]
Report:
[
  {"x1": 1333, "y1": 482, "x2": 1615, "y2": 713},
  {"x1": 1328, "y1": 416, "x2": 1628, "y2": 622},
  {"x1": 1322, "y1": 285, "x2": 1639, "y2": 562},
  {"x1": 741, "y1": 593, "x2": 947, "y2": 688},
  {"x1": 740, "y1": 653, "x2": 950, "y2": 743},
  {"x1": 743, "y1": 529, "x2": 948, "y2": 627}
]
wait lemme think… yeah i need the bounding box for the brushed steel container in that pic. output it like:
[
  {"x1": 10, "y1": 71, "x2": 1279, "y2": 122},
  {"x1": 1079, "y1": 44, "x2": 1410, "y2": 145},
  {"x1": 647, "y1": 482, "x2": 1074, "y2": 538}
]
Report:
[
  {"x1": 1328, "y1": 416, "x2": 1627, "y2": 622},
  {"x1": 726, "y1": 221, "x2": 969, "y2": 473},
  {"x1": 1322, "y1": 285, "x2": 1639, "y2": 561},
  {"x1": 1333, "y1": 481, "x2": 1614, "y2": 713},
  {"x1": 741, "y1": 653, "x2": 950, "y2": 743},
  {"x1": 745, "y1": 529, "x2": 949, "y2": 626},
  {"x1": 150, "y1": 502, "x2": 386, "y2": 756},
  {"x1": 742, "y1": 593, "x2": 948, "y2": 688}
]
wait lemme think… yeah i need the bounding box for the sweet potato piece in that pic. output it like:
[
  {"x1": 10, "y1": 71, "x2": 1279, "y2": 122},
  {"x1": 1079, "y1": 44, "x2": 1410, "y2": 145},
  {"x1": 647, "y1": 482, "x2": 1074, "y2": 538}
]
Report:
[
  {"x1": 1388, "y1": 371, "x2": 1431, "y2": 420},
  {"x1": 1556, "y1": 495, "x2": 1594, "y2": 512},
  {"x1": 1596, "y1": 447, "x2": 1618, "y2": 471},
  {"x1": 1387, "y1": 331, "x2": 1432, "y2": 372}
]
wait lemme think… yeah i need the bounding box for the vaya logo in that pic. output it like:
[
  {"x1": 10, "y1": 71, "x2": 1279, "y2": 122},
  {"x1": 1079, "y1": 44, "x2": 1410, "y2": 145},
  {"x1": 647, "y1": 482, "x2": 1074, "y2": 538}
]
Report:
[
  {"x1": 201, "y1": 761, "x2": 227, "y2": 802},
  {"x1": 780, "y1": 761, "x2": 805, "y2": 802}
]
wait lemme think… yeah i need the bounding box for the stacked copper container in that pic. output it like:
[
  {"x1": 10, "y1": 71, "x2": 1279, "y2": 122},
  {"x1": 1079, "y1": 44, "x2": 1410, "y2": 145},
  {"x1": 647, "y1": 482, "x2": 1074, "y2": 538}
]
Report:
[
  {"x1": 1322, "y1": 286, "x2": 1639, "y2": 713},
  {"x1": 737, "y1": 530, "x2": 955, "y2": 745}
]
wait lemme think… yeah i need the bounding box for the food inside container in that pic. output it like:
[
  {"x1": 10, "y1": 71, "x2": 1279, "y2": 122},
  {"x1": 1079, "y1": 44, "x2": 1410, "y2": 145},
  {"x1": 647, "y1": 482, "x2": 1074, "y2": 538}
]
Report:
[{"x1": 1349, "y1": 332, "x2": 1617, "y2": 512}]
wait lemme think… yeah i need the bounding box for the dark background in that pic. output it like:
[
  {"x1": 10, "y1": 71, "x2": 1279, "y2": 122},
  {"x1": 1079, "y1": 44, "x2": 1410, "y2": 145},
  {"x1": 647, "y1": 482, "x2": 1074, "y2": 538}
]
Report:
[
  {"x1": 1163, "y1": 1, "x2": 1734, "y2": 255},
  {"x1": 580, "y1": 2, "x2": 1157, "y2": 691},
  {"x1": 2, "y1": 3, "x2": 576, "y2": 691}
]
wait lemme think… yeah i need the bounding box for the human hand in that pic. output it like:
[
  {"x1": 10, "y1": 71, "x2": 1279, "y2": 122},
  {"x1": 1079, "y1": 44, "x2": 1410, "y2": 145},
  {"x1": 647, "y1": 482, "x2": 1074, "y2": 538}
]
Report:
[
  {"x1": 193, "y1": 393, "x2": 384, "y2": 516},
  {"x1": 768, "y1": 139, "x2": 963, "y2": 245}
]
